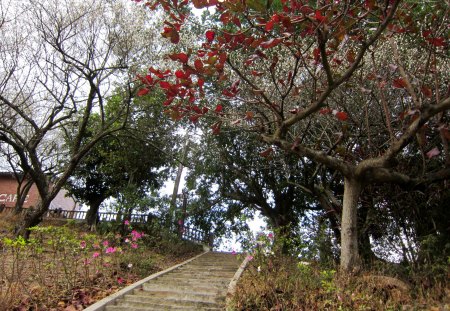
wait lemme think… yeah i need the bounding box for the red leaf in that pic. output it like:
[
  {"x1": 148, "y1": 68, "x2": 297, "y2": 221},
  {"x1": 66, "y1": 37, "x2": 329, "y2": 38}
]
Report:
[
  {"x1": 260, "y1": 147, "x2": 273, "y2": 158},
  {"x1": 169, "y1": 52, "x2": 189, "y2": 63},
  {"x1": 427, "y1": 37, "x2": 445, "y2": 47},
  {"x1": 159, "y1": 81, "x2": 171, "y2": 89},
  {"x1": 137, "y1": 88, "x2": 149, "y2": 97},
  {"x1": 198, "y1": 78, "x2": 205, "y2": 88},
  {"x1": 260, "y1": 38, "x2": 282, "y2": 49},
  {"x1": 335, "y1": 111, "x2": 348, "y2": 121},
  {"x1": 245, "y1": 111, "x2": 254, "y2": 120},
  {"x1": 206, "y1": 30, "x2": 215, "y2": 43},
  {"x1": 422, "y1": 30, "x2": 432, "y2": 38},
  {"x1": 211, "y1": 121, "x2": 221, "y2": 135},
  {"x1": 315, "y1": 10, "x2": 327, "y2": 22},
  {"x1": 393, "y1": 78, "x2": 407, "y2": 89},
  {"x1": 313, "y1": 48, "x2": 320, "y2": 62},
  {"x1": 189, "y1": 114, "x2": 201, "y2": 123},
  {"x1": 265, "y1": 20, "x2": 275, "y2": 31},
  {"x1": 251, "y1": 70, "x2": 264, "y2": 76},
  {"x1": 319, "y1": 108, "x2": 331, "y2": 115},
  {"x1": 215, "y1": 104, "x2": 223, "y2": 113},
  {"x1": 175, "y1": 70, "x2": 186, "y2": 79},
  {"x1": 220, "y1": 12, "x2": 231, "y2": 24},
  {"x1": 426, "y1": 147, "x2": 440, "y2": 159},
  {"x1": 421, "y1": 86, "x2": 432, "y2": 98},
  {"x1": 163, "y1": 97, "x2": 174, "y2": 106}
]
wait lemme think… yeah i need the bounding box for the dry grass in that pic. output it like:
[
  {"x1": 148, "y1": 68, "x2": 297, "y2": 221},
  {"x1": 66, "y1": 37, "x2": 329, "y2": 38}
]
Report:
[{"x1": 230, "y1": 254, "x2": 450, "y2": 311}]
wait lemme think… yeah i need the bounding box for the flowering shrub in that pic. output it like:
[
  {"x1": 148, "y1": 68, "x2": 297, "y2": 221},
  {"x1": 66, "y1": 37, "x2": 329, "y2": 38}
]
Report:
[{"x1": 0, "y1": 220, "x2": 148, "y2": 310}]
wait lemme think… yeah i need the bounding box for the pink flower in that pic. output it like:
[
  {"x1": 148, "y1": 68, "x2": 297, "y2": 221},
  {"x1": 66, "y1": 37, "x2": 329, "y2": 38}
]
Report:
[
  {"x1": 246, "y1": 255, "x2": 254, "y2": 261},
  {"x1": 117, "y1": 277, "x2": 124, "y2": 284},
  {"x1": 124, "y1": 220, "x2": 130, "y2": 225},
  {"x1": 268, "y1": 233, "x2": 274, "y2": 240},
  {"x1": 102, "y1": 240, "x2": 109, "y2": 247},
  {"x1": 105, "y1": 247, "x2": 116, "y2": 254},
  {"x1": 131, "y1": 230, "x2": 143, "y2": 241},
  {"x1": 232, "y1": 250, "x2": 236, "y2": 255},
  {"x1": 92, "y1": 252, "x2": 100, "y2": 258},
  {"x1": 131, "y1": 243, "x2": 138, "y2": 249},
  {"x1": 80, "y1": 241, "x2": 86, "y2": 249}
]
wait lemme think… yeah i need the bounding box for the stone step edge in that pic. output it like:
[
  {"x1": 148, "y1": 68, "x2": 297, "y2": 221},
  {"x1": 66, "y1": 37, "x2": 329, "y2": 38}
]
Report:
[
  {"x1": 84, "y1": 251, "x2": 210, "y2": 311},
  {"x1": 225, "y1": 253, "x2": 253, "y2": 311}
]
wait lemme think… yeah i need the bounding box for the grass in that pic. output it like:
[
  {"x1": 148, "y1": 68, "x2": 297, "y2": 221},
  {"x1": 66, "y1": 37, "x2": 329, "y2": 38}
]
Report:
[{"x1": 0, "y1": 213, "x2": 203, "y2": 311}]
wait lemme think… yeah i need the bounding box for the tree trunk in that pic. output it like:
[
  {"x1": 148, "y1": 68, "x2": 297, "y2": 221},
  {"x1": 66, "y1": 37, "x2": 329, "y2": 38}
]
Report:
[
  {"x1": 85, "y1": 196, "x2": 104, "y2": 230},
  {"x1": 14, "y1": 200, "x2": 48, "y2": 240},
  {"x1": 14, "y1": 179, "x2": 33, "y2": 215},
  {"x1": 170, "y1": 136, "x2": 189, "y2": 227},
  {"x1": 340, "y1": 177, "x2": 362, "y2": 274}
]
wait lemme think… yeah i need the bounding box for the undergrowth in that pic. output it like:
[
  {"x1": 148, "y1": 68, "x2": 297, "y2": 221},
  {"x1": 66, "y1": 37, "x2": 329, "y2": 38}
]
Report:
[
  {"x1": 230, "y1": 232, "x2": 450, "y2": 311},
  {"x1": 0, "y1": 213, "x2": 202, "y2": 310}
]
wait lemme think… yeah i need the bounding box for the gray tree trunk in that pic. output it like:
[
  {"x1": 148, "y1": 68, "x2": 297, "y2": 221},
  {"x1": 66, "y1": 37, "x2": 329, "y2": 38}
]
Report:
[{"x1": 340, "y1": 177, "x2": 362, "y2": 274}]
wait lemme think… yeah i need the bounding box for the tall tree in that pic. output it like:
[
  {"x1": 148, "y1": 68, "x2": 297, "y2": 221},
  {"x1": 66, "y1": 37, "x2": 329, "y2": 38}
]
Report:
[
  {"x1": 66, "y1": 91, "x2": 174, "y2": 227},
  {"x1": 136, "y1": 0, "x2": 449, "y2": 273},
  {"x1": 0, "y1": 0, "x2": 158, "y2": 238}
]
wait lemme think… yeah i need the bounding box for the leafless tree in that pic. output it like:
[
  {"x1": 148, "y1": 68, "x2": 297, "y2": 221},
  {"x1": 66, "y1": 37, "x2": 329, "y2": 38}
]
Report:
[{"x1": 0, "y1": 0, "x2": 157, "y2": 238}]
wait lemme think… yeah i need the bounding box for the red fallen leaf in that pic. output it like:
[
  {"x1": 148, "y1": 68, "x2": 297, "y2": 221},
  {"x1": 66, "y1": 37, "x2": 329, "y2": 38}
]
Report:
[
  {"x1": 421, "y1": 86, "x2": 432, "y2": 98},
  {"x1": 260, "y1": 38, "x2": 282, "y2": 49},
  {"x1": 426, "y1": 147, "x2": 440, "y2": 159},
  {"x1": 206, "y1": 30, "x2": 215, "y2": 42},
  {"x1": 335, "y1": 111, "x2": 348, "y2": 121},
  {"x1": 260, "y1": 147, "x2": 273, "y2": 158},
  {"x1": 137, "y1": 88, "x2": 149, "y2": 97},
  {"x1": 315, "y1": 10, "x2": 327, "y2": 22},
  {"x1": 319, "y1": 108, "x2": 331, "y2": 115},
  {"x1": 245, "y1": 111, "x2": 254, "y2": 120},
  {"x1": 215, "y1": 104, "x2": 223, "y2": 113},
  {"x1": 393, "y1": 78, "x2": 407, "y2": 88},
  {"x1": 169, "y1": 52, "x2": 189, "y2": 63}
]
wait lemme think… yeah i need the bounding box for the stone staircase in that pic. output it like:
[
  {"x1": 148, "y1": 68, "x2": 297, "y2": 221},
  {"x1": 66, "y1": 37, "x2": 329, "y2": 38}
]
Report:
[{"x1": 86, "y1": 252, "x2": 242, "y2": 311}]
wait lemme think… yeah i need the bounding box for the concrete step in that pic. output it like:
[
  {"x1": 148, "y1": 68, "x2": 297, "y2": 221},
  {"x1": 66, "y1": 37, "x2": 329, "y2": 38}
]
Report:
[
  {"x1": 121, "y1": 293, "x2": 224, "y2": 306},
  {"x1": 128, "y1": 290, "x2": 223, "y2": 304},
  {"x1": 141, "y1": 283, "x2": 227, "y2": 294},
  {"x1": 95, "y1": 252, "x2": 242, "y2": 311},
  {"x1": 151, "y1": 276, "x2": 231, "y2": 287}
]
